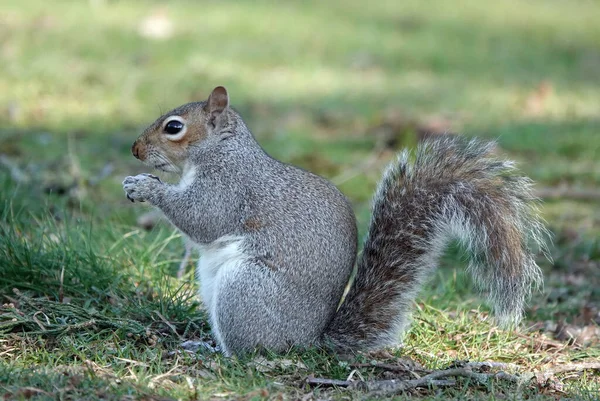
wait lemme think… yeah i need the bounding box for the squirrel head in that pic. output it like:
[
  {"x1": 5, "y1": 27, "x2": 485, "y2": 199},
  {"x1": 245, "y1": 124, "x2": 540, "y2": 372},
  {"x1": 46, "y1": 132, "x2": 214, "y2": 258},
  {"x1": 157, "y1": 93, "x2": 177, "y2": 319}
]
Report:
[{"x1": 131, "y1": 86, "x2": 231, "y2": 172}]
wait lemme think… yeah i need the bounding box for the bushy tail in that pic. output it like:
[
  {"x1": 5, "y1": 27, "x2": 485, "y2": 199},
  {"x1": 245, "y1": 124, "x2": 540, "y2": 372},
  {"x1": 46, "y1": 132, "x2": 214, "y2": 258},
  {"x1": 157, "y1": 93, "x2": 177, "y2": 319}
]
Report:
[{"x1": 323, "y1": 136, "x2": 549, "y2": 351}]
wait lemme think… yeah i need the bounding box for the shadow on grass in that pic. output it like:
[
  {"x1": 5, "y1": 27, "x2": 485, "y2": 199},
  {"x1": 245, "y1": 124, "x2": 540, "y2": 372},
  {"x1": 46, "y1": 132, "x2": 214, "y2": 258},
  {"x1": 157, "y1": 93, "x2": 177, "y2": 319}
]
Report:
[{"x1": 0, "y1": 190, "x2": 207, "y2": 342}]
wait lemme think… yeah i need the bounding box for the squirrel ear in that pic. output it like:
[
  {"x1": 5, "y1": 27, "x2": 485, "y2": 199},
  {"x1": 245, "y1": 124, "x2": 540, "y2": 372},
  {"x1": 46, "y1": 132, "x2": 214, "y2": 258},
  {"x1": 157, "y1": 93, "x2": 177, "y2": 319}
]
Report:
[{"x1": 207, "y1": 86, "x2": 229, "y2": 123}]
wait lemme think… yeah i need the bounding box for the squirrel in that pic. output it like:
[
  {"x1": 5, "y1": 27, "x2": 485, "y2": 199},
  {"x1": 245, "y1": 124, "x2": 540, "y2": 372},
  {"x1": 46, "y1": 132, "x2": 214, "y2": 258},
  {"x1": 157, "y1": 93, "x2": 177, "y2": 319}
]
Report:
[{"x1": 123, "y1": 86, "x2": 549, "y2": 356}]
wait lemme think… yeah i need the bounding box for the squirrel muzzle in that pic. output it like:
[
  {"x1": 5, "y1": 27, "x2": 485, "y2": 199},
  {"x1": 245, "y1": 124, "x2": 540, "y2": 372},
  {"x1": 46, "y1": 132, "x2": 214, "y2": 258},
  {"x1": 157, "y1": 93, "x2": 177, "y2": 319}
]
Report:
[{"x1": 131, "y1": 141, "x2": 145, "y2": 161}]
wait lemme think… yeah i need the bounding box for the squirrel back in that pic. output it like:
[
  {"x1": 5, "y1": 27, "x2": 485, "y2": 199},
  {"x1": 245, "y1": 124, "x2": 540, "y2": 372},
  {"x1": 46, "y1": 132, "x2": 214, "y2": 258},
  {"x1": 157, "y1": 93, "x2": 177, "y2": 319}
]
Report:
[{"x1": 124, "y1": 87, "x2": 549, "y2": 355}]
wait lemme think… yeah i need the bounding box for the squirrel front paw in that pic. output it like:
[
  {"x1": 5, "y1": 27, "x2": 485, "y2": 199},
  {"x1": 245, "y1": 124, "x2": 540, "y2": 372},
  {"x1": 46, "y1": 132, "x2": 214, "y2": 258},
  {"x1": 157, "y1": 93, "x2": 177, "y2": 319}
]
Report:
[{"x1": 122, "y1": 174, "x2": 162, "y2": 203}]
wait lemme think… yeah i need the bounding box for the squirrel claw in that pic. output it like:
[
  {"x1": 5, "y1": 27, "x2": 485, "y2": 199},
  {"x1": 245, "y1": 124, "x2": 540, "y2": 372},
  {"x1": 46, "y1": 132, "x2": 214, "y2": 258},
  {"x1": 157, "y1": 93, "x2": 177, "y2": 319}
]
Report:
[{"x1": 143, "y1": 173, "x2": 162, "y2": 183}]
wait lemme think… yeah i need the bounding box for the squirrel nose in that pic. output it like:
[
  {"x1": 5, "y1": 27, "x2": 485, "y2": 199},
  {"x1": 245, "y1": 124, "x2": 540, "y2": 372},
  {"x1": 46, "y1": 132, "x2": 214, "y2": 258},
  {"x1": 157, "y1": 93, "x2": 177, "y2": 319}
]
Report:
[{"x1": 131, "y1": 142, "x2": 141, "y2": 159}]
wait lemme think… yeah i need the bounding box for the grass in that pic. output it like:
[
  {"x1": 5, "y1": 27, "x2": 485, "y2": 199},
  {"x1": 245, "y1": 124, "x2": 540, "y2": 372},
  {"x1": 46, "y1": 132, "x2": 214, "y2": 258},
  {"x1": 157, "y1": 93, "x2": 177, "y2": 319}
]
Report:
[{"x1": 1, "y1": 0, "x2": 599, "y2": 399}]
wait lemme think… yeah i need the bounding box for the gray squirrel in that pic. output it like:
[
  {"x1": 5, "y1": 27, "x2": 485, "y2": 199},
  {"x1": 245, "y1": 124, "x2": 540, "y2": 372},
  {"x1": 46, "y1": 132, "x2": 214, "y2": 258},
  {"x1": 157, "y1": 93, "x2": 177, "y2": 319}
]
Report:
[{"x1": 123, "y1": 86, "x2": 548, "y2": 356}]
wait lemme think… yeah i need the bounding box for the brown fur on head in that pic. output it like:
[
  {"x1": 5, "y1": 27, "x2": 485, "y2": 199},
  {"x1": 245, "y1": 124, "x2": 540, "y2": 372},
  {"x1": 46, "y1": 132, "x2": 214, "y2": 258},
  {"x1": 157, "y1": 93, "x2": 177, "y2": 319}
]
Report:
[{"x1": 131, "y1": 86, "x2": 230, "y2": 172}]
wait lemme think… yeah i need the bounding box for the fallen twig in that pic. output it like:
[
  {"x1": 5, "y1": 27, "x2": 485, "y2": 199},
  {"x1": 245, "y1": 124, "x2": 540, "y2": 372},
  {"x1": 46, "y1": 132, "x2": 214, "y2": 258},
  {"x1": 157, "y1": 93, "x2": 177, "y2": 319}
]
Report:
[
  {"x1": 308, "y1": 359, "x2": 600, "y2": 396},
  {"x1": 349, "y1": 362, "x2": 429, "y2": 373},
  {"x1": 355, "y1": 367, "x2": 522, "y2": 395},
  {"x1": 306, "y1": 376, "x2": 352, "y2": 388},
  {"x1": 450, "y1": 361, "x2": 521, "y2": 372},
  {"x1": 537, "y1": 362, "x2": 600, "y2": 382},
  {"x1": 307, "y1": 361, "x2": 528, "y2": 396}
]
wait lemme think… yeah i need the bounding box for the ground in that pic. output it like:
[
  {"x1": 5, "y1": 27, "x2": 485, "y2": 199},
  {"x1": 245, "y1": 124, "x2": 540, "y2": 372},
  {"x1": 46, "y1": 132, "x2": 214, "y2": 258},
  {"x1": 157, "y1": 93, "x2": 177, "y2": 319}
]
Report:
[{"x1": 0, "y1": 0, "x2": 599, "y2": 400}]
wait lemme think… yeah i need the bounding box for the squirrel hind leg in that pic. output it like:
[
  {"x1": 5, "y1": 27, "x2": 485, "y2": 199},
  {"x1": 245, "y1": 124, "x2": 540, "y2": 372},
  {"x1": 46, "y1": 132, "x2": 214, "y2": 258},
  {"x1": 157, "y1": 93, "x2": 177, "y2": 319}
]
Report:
[{"x1": 211, "y1": 262, "x2": 325, "y2": 355}]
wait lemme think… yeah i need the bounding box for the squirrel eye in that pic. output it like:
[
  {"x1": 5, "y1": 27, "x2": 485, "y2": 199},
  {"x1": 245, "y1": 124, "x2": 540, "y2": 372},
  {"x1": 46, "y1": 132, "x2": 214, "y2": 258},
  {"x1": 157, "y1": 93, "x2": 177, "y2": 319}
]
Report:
[{"x1": 164, "y1": 120, "x2": 184, "y2": 135}]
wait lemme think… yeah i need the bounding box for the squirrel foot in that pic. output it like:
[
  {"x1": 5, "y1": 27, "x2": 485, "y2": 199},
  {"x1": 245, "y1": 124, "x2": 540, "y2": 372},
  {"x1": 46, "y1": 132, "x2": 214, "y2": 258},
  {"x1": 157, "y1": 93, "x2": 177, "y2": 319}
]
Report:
[
  {"x1": 180, "y1": 340, "x2": 220, "y2": 354},
  {"x1": 122, "y1": 173, "x2": 162, "y2": 203}
]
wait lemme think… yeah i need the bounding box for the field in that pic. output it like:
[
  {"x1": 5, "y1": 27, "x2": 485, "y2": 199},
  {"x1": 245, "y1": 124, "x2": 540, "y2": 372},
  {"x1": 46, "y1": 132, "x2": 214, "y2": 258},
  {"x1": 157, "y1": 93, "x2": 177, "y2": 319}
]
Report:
[{"x1": 1, "y1": 0, "x2": 599, "y2": 399}]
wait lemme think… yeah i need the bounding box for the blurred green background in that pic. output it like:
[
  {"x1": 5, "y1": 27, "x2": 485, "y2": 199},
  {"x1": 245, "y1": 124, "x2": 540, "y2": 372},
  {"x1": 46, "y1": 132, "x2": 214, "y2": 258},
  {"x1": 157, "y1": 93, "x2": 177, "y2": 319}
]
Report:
[
  {"x1": 2, "y1": 0, "x2": 599, "y2": 225},
  {"x1": 1, "y1": 1, "x2": 599, "y2": 191},
  {"x1": 0, "y1": 0, "x2": 599, "y2": 398}
]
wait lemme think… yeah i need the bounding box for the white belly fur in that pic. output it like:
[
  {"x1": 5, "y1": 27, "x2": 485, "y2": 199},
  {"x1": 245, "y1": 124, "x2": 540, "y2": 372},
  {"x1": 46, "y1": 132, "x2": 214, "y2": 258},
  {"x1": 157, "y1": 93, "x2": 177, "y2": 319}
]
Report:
[{"x1": 196, "y1": 235, "x2": 247, "y2": 355}]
